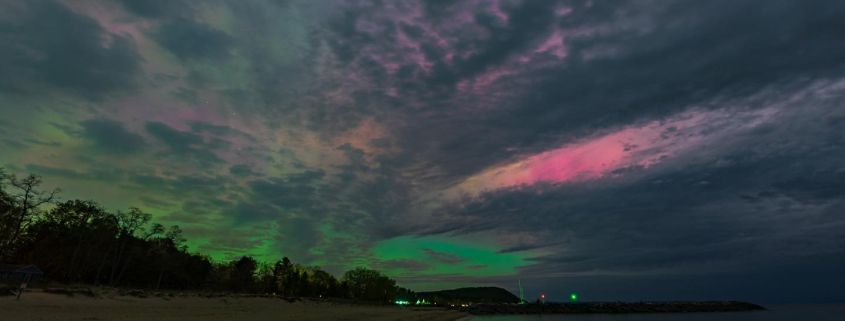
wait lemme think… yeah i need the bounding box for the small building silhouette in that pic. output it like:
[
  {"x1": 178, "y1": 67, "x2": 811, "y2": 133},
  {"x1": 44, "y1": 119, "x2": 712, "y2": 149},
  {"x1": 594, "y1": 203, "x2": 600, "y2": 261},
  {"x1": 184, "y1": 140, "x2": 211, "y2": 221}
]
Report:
[{"x1": 0, "y1": 264, "x2": 44, "y2": 287}]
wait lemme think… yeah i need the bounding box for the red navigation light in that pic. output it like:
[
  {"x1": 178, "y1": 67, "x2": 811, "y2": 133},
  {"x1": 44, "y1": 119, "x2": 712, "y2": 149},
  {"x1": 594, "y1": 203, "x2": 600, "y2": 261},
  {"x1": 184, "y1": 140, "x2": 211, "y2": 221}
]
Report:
[{"x1": 541, "y1": 294, "x2": 545, "y2": 299}]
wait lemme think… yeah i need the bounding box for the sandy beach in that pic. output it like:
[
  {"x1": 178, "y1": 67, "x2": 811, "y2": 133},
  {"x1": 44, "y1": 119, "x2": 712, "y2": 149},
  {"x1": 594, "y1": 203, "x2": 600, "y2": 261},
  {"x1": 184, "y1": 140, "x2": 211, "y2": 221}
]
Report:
[{"x1": 0, "y1": 291, "x2": 469, "y2": 321}]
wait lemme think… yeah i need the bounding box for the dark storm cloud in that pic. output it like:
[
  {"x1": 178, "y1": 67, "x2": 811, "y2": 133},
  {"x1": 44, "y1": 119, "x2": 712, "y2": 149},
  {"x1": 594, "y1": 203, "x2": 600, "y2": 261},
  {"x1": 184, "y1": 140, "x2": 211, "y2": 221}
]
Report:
[
  {"x1": 222, "y1": 0, "x2": 316, "y2": 108},
  {"x1": 146, "y1": 122, "x2": 203, "y2": 149},
  {"x1": 229, "y1": 164, "x2": 258, "y2": 177},
  {"x1": 497, "y1": 242, "x2": 567, "y2": 254},
  {"x1": 145, "y1": 122, "x2": 225, "y2": 165},
  {"x1": 149, "y1": 18, "x2": 234, "y2": 61},
  {"x1": 25, "y1": 164, "x2": 88, "y2": 180},
  {"x1": 0, "y1": 0, "x2": 141, "y2": 99},
  {"x1": 1, "y1": 140, "x2": 26, "y2": 150},
  {"x1": 336, "y1": 143, "x2": 370, "y2": 175},
  {"x1": 429, "y1": 0, "x2": 559, "y2": 84},
  {"x1": 221, "y1": 202, "x2": 283, "y2": 225},
  {"x1": 80, "y1": 119, "x2": 146, "y2": 154},
  {"x1": 187, "y1": 121, "x2": 258, "y2": 142},
  {"x1": 112, "y1": 0, "x2": 191, "y2": 19},
  {"x1": 211, "y1": 154, "x2": 418, "y2": 261},
  {"x1": 375, "y1": 258, "x2": 434, "y2": 272},
  {"x1": 169, "y1": 87, "x2": 200, "y2": 106},
  {"x1": 325, "y1": 165, "x2": 418, "y2": 240},
  {"x1": 49, "y1": 122, "x2": 82, "y2": 137},
  {"x1": 192, "y1": 226, "x2": 271, "y2": 261},
  {"x1": 772, "y1": 170, "x2": 845, "y2": 204},
  {"x1": 125, "y1": 173, "x2": 237, "y2": 215},
  {"x1": 181, "y1": 200, "x2": 219, "y2": 216},
  {"x1": 0, "y1": 119, "x2": 10, "y2": 135},
  {"x1": 207, "y1": 167, "x2": 358, "y2": 262},
  {"x1": 214, "y1": 168, "x2": 330, "y2": 225},
  {"x1": 19, "y1": 138, "x2": 60, "y2": 147},
  {"x1": 25, "y1": 164, "x2": 126, "y2": 182},
  {"x1": 247, "y1": 170, "x2": 325, "y2": 209},
  {"x1": 274, "y1": 217, "x2": 324, "y2": 262},
  {"x1": 421, "y1": 248, "x2": 467, "y2": 265},
  {"x1": 139, "y1": 196, "x2": 176, "y2": 210}
]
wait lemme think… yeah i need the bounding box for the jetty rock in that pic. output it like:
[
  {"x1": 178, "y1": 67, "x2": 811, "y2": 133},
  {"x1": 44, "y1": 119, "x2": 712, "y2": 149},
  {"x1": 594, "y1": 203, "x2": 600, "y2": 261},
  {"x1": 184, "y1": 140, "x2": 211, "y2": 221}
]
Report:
[{"x1": 461, "y1": 301, "x2": 766, "y2": 315}]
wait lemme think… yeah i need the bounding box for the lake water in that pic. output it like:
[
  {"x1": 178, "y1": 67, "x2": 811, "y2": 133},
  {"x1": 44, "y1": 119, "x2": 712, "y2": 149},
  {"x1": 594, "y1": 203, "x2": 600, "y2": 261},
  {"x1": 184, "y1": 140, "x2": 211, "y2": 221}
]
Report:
[{"x1": 464, "y1": 304, "x2": 844, "y2": 321}]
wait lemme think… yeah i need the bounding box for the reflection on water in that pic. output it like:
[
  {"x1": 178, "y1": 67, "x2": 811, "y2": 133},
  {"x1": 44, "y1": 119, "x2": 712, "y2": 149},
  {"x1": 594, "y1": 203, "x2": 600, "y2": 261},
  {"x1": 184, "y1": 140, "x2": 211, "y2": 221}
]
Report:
[{"x1": 468, "y1": 305, "x2": 844, "y2": 321}]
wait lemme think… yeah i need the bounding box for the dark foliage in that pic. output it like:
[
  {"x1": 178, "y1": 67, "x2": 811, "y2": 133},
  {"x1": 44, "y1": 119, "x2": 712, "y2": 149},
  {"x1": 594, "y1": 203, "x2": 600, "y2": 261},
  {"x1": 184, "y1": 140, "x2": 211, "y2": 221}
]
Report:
[
  {"x1": 343, "y1": 267, "x2": 397, "y2": 302},
  {"x1": 0, "y1": 169, "x2": 413, "y2": 301},
  {"x1": 418, "y1": 287, "x2": 521, "y2": 304}
]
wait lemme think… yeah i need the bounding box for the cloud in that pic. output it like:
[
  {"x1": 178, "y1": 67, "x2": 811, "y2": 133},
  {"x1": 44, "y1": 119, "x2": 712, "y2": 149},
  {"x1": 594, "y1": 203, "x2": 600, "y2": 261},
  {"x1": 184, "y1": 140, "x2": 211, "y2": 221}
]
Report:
[
  {"x1": 1, "y1": 140, "x2": 27, "y2": 150},
  {"x1": 193, "y1": 225, "x2": 272, "y2": 261},
  {"x1": 0, "y1": 0, "x2": 142, "y2": 99},
  {"x1": 431, "y1": 124, "x2": 843, "y2": 281},
  {"x1": 80, "y1": 119, "x2": 146, "y2": 154},
  {"x1": 145, "y1": 122, "x2": 203, "y2": 149},
  {"x1": 25, "y1": 164, "x2": 125, "y2": 182},
  {"x1": 772, "y1": 170, "x2": 845, "y2": 204},
  {"x1": 127, "y1": 172, "x2": 234, "y2": 203},
  {"x1": 112, "y1": 0, "x2": 191, "y2": 19},
  {"x1": 149, "y1": 17, "x2": 234, "y2": 61},
  {"x1": 245, "y1": 171, "x2": 324, "y2": 210},
  {"x1": 138, "y1": 196, "x2": 176, "y2": 210},
  {"x1": 375, "y1": 258, "x2": 434, "y2": 272},
  {"x1": 187, "y1": 121, "x2": 258, "y2": 143},
  {"x1": 318, "y1": 0, "x2": 845, "y2": 184},
  {"x1": 170, "y1": 87, "x2": 199, "y2": 106},
  {"x1": 145, "y1": 121, "x2": 224, "y2": 165},
  {"x1": 274, "y1": 217, "x2": 324, "y2": 263},
  {"x1": 416, "y1": 80, "x2": 845, "y2": 279},
  {"x1": 229, "y1": 164, "x2": 257, "y2": 177},
  {"x1": 421, "y1": 248, "x2": 467, "y2": 265}
]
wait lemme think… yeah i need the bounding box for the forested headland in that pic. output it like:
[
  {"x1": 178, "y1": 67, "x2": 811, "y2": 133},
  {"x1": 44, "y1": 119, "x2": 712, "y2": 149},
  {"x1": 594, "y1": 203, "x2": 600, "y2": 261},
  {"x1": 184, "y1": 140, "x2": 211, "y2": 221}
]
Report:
[{"x1": 0, "y1": 169, "x2": 418, "y2": 302}]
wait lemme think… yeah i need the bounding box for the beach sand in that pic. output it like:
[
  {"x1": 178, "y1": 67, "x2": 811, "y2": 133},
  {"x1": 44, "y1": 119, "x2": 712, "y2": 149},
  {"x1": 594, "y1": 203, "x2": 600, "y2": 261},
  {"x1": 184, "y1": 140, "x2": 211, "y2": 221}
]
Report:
[{"x1": 0, "y1": 291, "x2": 469, "y2": 321}]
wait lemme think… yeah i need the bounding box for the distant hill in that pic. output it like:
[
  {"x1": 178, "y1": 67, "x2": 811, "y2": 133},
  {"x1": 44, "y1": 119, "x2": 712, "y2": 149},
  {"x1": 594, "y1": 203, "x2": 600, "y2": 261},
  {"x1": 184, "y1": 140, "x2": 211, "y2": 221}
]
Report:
[{"x1": 418, "y1": 287, "x2": 520, "y2": 304}]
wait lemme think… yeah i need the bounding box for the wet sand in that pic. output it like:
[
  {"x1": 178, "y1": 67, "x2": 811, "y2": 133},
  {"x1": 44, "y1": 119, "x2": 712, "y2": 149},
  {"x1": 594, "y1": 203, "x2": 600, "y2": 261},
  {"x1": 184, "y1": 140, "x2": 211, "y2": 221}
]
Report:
[{"x1": 0, "y1": 291, "x2": 468, "y2": 321}]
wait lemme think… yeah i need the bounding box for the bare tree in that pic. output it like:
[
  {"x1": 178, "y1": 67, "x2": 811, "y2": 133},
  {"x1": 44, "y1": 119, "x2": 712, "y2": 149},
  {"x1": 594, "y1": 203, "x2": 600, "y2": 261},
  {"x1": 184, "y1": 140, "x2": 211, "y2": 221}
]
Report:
[
  {"x1": 108, "y1": 207, "x2": 153, "y2": 286},
  {"x1": 0, "y1": 168, "x2": 10, "y2": 260},
  {"x1": 0, "y1": 167, "x2": 10, "y2": 218},
  {"x1": 153, "y1": 225, "x2": 186, "y2": 289},
  {"x1": 0, "y1": 173, "x2": 60, "y2": 263},
  {"x1": 45, "y1": 200, "x2": 107, "y2": 282}
]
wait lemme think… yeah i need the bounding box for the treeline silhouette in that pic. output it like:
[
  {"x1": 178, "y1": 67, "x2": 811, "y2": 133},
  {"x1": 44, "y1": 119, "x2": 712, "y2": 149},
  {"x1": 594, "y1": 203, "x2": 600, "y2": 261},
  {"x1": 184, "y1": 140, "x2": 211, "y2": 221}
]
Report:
[{"x1": 0, "y1": 169, "x2": 417, "y2": 302}]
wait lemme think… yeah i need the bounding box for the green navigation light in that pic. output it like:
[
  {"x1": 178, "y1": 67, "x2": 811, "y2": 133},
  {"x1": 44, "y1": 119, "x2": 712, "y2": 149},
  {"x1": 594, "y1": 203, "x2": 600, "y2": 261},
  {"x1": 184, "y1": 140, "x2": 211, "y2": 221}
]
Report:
[{"x1": 570, "y1": 293, "x2": 578, "y2": 301}]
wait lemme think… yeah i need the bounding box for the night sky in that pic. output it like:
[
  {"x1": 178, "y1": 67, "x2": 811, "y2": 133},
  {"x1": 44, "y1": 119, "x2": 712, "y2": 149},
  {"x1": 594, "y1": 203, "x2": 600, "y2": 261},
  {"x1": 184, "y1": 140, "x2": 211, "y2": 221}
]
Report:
[{"x1": 2, "y1": 0, "x2": 844, "y2": 304}]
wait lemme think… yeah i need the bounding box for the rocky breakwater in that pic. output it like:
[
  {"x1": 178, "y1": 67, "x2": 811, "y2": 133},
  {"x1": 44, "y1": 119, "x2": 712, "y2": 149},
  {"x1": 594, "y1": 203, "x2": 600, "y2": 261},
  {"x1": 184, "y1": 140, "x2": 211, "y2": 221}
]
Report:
[{"x1": 460, "y1": 301, "x2": 766, "y2": 315}]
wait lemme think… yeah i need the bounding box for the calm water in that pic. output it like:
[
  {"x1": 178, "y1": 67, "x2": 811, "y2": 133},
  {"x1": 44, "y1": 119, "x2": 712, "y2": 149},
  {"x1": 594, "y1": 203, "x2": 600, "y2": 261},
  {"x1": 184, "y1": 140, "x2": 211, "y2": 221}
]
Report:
[{"x1": 465, "y1": 305, "x2": 845, "y2": 321}]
